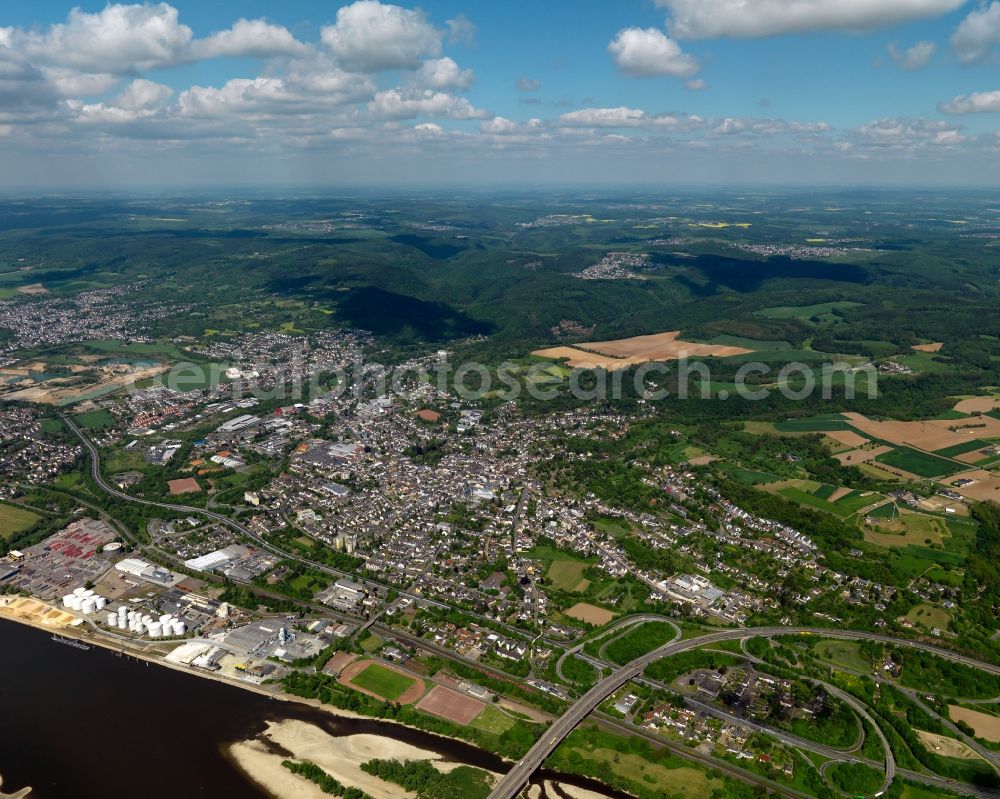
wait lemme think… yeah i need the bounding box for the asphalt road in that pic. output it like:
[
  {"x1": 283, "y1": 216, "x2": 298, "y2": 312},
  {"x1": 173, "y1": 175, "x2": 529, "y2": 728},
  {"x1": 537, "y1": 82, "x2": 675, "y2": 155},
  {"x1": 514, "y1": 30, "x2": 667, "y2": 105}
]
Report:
[
  {"x1": 487, "y1": 626, "x2": 1000, "y2": 799},
  {"x1": 63, "y1": 415, "x2": 547, "y2": 643},
  {"x1": 61, "y1": 417, "x2": 998, "y2": 799}
]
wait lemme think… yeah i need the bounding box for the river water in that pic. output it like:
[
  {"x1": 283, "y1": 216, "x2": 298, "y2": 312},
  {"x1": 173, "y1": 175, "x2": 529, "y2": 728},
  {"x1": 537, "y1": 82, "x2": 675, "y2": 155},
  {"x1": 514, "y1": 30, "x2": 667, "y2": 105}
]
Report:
[{"x1": 0, "y1": 620, "x2": 623, "y2": 799}]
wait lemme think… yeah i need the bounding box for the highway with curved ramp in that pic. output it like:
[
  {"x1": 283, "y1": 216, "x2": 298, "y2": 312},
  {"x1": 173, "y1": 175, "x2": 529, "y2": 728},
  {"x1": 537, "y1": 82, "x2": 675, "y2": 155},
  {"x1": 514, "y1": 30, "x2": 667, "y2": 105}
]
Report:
[
  {"x1": 488, "y1": 626, "x2": 1000, "y2": 799},
  {"x1": 62, "y1": 416, "x2": 999, "y2": 799}
]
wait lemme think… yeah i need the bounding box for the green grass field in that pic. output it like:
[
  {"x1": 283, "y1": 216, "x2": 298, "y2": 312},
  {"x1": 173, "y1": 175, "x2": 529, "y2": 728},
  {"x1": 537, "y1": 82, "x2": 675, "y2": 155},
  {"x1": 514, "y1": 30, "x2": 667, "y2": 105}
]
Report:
[
  {"x1": 350, "y1": 662, "x2": 417, "y2": 701},
  {"x1": 813, "y1": 640, "x2": 873, "y2": 673},
  {"x1": 874, "y1": 446, "x2": 961, "y2": 478},
  {"x1": 720, "y1": 464, "x2": 781, "y2": 484},
  {"x1": 590, "y1": 516, "x2": 632, "y2": 538},
  {"x1": 775, "y1": 415, "x2": 853, "y2": 433},
  {"x1": 770, "y1": 481, "x2": 880, "y2": 519},
  {"x1": 40, "y1": 418, "x2": 64, "y2": 434},
  {"x1": 561, "y1": 746, "x2": 722, "y2": 799},
  {"x1": 73, "y1": 409, "x2": 114, "y2": 429},
  {"x1": 933, "y1": 439, "x2": 991, "y2": 457},
  {"x1": 0, "y1": 503, "x2": 41, "y2": 540},
  {"x1": 865, "y1": 511, "x2": 948, "y2": 549},
  {"x1": 468, "y1": 704, "x2": 515, "y2": 734},
  {"x1": 757, "y1": 301, "x2": 863, "y2": 320},
  {"x1": 834, "y1": 489, "x2": 883, "y2": 515},
  {"x1": 546, "y1": 559, "x2": 589, "y2": 592},
  {"x1": 905, "y1": 603, "x2": 951, "y2": 631}
]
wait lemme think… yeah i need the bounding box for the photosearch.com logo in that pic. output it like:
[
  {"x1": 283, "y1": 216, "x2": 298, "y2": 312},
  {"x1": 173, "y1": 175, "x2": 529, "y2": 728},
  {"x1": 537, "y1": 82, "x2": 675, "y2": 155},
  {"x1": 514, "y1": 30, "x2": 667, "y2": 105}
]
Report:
[{"x1": 143, "y1": 353, "x2": 878, "y2": 403}]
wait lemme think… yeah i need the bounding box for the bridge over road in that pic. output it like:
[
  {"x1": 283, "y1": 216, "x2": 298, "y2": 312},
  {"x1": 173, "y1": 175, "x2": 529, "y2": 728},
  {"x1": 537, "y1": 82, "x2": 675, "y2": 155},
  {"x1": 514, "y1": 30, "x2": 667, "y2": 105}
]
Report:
[{"x1": 487, "y1": 626, "x2": 1000, "y2": 799}]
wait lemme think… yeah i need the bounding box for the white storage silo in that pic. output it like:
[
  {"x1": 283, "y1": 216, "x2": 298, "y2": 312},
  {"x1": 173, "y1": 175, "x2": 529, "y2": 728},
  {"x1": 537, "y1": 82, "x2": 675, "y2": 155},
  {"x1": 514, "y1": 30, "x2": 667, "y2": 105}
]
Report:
[
  {"x1": 81, "y1": 598, "x2": 96, "y2": 615},
  {"x1": 148, "y1": 622, "x2": 162, "y2": 637},
  {"x1": 159, "y1": 614, "x2": 172, "y2": 624},
  {"x1": 68, "y1": 596, "x2": 82, "y2": 611},
  {"x1": 107, "y1": 613, "x2": 117, "y2": 626},
  {"x1": 171, "y1": 621, "x2": 186, "y2": 636},
  {"x1": 73, "y1": 587, "x2": 85, "y2": 596},
  {"x1": 95, "y1": 597, "x2": 107, "y2": 610},
  {"x1": 63, "y1": 594, "x2": 75, "y2": 607}
]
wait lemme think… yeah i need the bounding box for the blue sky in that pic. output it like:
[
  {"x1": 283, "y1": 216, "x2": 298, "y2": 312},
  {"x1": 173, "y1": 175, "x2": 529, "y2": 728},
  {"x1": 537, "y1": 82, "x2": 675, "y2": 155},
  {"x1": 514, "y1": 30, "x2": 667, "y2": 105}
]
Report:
[{"x1": 2, "y1": 1, "x2": 1000, "y2": 187}]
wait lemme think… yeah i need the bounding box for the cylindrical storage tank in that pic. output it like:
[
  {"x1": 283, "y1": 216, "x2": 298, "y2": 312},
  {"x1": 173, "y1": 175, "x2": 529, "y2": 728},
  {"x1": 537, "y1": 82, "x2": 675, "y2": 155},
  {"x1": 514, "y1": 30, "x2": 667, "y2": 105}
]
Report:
[
  {"x1": 82, "y1": 589, "x2": 94, "y2": 599},
  {"x1": 159, "y1": 614, "x2": 172, "y2": 624},
  {"x1": 63, "y1": 594, "x2": 75, "y2": 607},
  {"x1": 73, "y1": 587, "x2": 86, "y2": 596},
  {"x1": 148, "y1": 622, "x2": 162, "y2": 637},
  {"x1": 95, "y1": 597, "x2": 107, "y2": 610},
  {"x1": 118, "y1": 606, "x2": 129, "y2": 614},
  {"x1": 171, "y1": 621, "x2": 186, "y2": 636},
  {"x1": 107, "y1": 613, "x2": 117, "y2": 626},
  {"x1": 81, "y1": 599, "x2": 96, "y2": 615},
  {"x1": 68, "y1": 596, "x2": 82, "y2": 611}
]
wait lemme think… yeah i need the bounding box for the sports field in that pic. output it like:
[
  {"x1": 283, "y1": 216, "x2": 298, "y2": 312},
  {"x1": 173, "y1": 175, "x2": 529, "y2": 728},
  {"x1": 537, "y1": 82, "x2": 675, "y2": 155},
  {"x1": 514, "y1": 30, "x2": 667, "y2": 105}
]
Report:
[
  {"x1": 346, "y1": 662, "x2": 420, "y2": 702},
  {"x1": 0, "y1": 502, "x2": 41, "y2": 540},
  {"x1": 416, "y1": 685, "x2": 485, "y2": 725}
]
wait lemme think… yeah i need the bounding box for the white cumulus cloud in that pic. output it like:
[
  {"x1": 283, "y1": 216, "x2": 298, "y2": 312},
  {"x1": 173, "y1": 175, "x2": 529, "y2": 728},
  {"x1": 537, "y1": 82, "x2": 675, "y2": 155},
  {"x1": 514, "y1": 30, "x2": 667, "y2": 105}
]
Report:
[
  {"x1": 886, "y1": 40, "x2": 936, "y2": 69},
  {"x1": 321, "y1": 1, "x2": 442, "y2": 72},
  {"x1": 952, "y1": 1, "x2": 1000, "y2": 63},
  {"x1": 415, "y1": 57, "x2": 474, "y2": 90},
  {"x1": 369, "y1": 88, "x2": 488, "y2": 120},
  {"x1": 852, "y1": 117, "x2": 966, "y2": 149},
  {"x1": 939, "y1": 89, "x2": 1000, "y2": 112},
  {"x1": 558, "y1": 106, "x2": 705, "y2": 131},
  {"x1": 657, "y1": 0, "x2": 966, "y2": 39},
  {"x1": 608, "y1": 28, "x2": 700, "y2": 77},
  {"x1": 23, "y1": 3, "x2": 193, "y2": 73},
  {"x1": 192, "y1": 18, "x2": 307, "y2": 60}
]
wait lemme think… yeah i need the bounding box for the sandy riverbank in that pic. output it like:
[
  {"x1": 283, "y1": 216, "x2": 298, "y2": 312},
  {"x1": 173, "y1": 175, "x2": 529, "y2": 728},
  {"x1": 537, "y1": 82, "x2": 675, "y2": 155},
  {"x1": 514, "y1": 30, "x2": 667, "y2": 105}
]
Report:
[
  {"x1": 230, "y1": 718, "x2": 502, "y2": 799},
  {"x1": 0, "y1": 614, "x2": 613, "y2": 799}
]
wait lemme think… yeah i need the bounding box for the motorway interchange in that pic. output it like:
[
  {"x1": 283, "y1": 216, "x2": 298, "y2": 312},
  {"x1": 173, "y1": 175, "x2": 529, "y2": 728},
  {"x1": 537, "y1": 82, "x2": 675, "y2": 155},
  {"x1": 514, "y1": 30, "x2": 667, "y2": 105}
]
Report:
[{"x1": 64, "y1": 416, "x2": 1000, "y2": 799}]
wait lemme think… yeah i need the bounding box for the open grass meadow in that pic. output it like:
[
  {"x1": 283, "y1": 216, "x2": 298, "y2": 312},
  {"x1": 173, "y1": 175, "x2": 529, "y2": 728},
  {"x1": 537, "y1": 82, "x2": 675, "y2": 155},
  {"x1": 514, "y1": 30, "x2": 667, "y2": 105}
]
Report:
[
  {"x1": 865, "y1": 511, "x2": 949, "y2": 549},
  {"x1": 812, "y1": 640, "x2": 873, "y2": 673},
  {"x1": 546, "y1": 559, "x2": 590, "y2": 592},
  {"x1": 73, "y1": 409, "x2": 115, "y2": 429},
  {"x1": 468, "y1": 704, "x2": 516, "y2": 735},
  {"x1": 0, "y1": 502, "x2": 41, "y2": 540}
]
